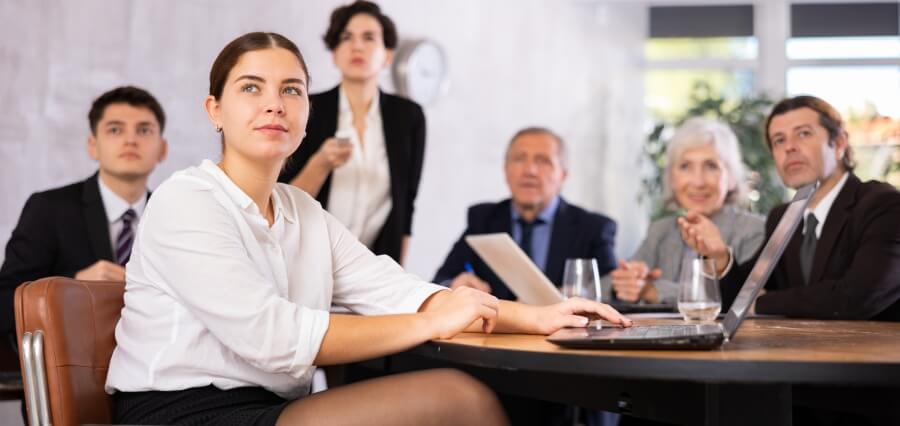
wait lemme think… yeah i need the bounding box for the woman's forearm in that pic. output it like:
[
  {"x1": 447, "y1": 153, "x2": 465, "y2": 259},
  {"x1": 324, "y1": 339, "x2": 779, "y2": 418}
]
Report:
[
  {"x1": 289, "y1": 158, "x2": 331, "y2": 197},
  {"x1": 314, "y1": 313, "x2": 436, "y2": 365},
  {"x1": 399, "y1": 236, "x2": 410, "y2": 266},
  {"x1": 417, "y1": 290, "x2": 632, "y2": 339},
  {"x1": 421, "y1": 291, "x2": 538, "y2": 335}
]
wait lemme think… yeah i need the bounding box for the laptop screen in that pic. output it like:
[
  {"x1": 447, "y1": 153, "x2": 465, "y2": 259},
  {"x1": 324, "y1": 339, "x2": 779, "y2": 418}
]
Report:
[{"x1": 721, "y1": 183, "x2": 816, "y2": 338}]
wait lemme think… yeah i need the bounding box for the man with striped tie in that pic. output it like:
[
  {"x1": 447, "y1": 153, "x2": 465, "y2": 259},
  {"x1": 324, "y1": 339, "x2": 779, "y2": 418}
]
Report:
[{"x1": 0, "y1": 86, "x2": 168, "y2": 344}]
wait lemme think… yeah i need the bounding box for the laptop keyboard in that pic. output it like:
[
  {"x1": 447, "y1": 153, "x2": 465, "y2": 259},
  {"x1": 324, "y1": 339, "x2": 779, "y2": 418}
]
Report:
[
  {"x1": 587, "y1": 324, "x2": 720, "y2": 339},
  {"x1": 627, "y1": 325, "x2": 697, "y2": 338}
]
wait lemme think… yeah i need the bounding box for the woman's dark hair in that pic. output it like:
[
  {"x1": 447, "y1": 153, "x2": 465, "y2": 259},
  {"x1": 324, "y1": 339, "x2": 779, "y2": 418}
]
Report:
[
  {"x1": 209, "y1": 32, "x2": 310, "y2": 101},
  {"x1": 323, "y1": 1, "x2": 398, "y2": 51},
  {"x1": 89, "y1": 86, "x2": 166, "y2": 135},
  {"x1": 765, "y1": 95, "x2": 855, "y2": 171}
]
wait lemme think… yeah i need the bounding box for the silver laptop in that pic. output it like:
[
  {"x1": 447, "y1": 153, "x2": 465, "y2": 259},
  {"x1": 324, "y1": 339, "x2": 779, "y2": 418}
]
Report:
[{"x1": 547, "y1": 183, "x2": 816, "y2": 350}]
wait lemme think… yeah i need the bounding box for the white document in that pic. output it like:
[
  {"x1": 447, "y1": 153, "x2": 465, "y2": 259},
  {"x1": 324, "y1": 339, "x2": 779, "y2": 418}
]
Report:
[{"x1": 465, "y1": 233, "x2": 565, "y2": 305}]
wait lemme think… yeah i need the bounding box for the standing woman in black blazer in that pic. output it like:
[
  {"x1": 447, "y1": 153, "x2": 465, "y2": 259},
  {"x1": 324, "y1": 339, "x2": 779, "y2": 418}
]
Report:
[{"x1": 279, "y1": 1, "x2": 425, "y2": 264}]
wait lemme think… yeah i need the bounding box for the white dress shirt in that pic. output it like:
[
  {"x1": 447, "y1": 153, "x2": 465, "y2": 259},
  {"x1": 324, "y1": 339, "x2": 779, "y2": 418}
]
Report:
[
  {"x1": 327, "y1": 86, "x2": 393, "y2": 248},
  {"x1": 97, "y1": 176, "x2": 147, "y2": 252},
  {"x1": 804, "y1": 171, "x2": 849, "y2": 238},
  {"x1": 106, "y1": 160, "x2": 444, "y2": 399}
]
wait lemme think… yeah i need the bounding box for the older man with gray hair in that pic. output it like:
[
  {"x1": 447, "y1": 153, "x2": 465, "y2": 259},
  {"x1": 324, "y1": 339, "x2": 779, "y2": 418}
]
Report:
[{"x1": 433, "y1": 126, "x2": 617, "y2": 301}]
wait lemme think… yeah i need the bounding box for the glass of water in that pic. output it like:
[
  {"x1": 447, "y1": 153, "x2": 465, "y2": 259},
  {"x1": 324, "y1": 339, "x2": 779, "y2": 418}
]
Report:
[
  {"x1": 677, "y1": 254, "x2": 721, "y2": 322},
  {"x1": 562, "y1": 258, "x2": 602, "y2": 302}
]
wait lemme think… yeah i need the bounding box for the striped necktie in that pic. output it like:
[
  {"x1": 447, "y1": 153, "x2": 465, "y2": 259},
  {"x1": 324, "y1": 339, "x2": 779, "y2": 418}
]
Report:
[{"x1": 116, "y1": 209, "x2": 137, "y2": 266}]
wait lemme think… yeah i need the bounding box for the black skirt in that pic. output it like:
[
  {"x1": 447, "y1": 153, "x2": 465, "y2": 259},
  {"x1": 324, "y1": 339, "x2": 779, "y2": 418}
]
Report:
[{"x1": 114, "y1": 385, "x2": 292, "y2": 425}]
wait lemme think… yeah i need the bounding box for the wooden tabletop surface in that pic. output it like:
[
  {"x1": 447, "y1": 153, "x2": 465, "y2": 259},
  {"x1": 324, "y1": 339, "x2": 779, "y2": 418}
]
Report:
[
  {"x1": 432, "y1": 318, "x2": 900, "y2": 363},
  {"x1": 404, "y1": 318, "x2": 900, "y2": 385}
]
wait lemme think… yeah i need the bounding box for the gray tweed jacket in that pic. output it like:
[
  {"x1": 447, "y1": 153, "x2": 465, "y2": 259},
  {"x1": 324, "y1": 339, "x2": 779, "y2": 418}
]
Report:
[{"x1": 628, "y1": 205, "x2": 765, "y2": 304}]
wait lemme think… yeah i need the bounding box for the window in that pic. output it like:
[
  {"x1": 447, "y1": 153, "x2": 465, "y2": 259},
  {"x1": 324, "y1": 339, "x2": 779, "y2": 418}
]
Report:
[
  {"x1": 641, "y1": 5, "x2": 787, "y2": 215},
  {"x1": 787, "y1": 36, "x2": 899, "y2": 60},
  {"x1": 644, "y1": 5, "x2": 758, "y2": 122},
  {"x1": 786, "y1": 2, "x2": 900, "y2": 185},
  {"x1": 644, "y1": 2, "x2": 900, "y2": 189},
  {"x1": 645, "y1": 69, "x2": 756, "y2": 122}
]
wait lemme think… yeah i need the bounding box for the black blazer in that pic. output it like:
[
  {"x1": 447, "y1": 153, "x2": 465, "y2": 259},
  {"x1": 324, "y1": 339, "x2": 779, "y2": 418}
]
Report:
[
  {"x1": 721, "y1": 174, "x2": 900, "y2": 321},
  {"x1": 0, "y1": 173, "x2": 117, "y2": 336},
  {"x1": 279, "y1": 86, "x2": 426, "y2": 262},
  {"x1": 433, "y1": 198, "x2": 618, "y2": 301}
]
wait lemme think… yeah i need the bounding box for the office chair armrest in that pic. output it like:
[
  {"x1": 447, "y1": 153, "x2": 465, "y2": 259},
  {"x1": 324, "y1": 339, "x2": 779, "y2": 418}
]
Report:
[{"x1": 22, "y1": 331, "x2": 50, "y2": 426}]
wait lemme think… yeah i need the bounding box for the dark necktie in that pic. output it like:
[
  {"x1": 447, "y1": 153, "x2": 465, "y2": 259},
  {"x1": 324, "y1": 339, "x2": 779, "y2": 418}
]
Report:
[
  {"x1": 517, "y1": 218, "x2": 543, "y2": 260},
  {"x1": 116, "y1": 209, "x2": 137, "y2": 266},
  {"x1": 800, "y1": 213, "x2": 819, "y2": 285}
]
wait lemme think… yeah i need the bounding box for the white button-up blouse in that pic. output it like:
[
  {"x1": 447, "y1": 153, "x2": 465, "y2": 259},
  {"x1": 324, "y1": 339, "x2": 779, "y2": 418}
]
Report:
[
  {"x1": 328, "y1": 86, "x2": 392, "y2": 248},
  {"x1": 105, "y1": 160, "x2": 444, "y2": 399}
]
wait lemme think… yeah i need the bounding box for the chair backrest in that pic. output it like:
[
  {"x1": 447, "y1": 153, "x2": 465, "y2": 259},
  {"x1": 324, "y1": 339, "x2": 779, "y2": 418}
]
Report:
[{"x1": 15, "y1": 277, "x2": 125, "y2": 426}]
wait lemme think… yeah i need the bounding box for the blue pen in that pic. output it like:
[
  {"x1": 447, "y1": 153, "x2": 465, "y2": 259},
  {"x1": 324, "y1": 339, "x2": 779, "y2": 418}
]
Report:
[{"x1": 464, "y1": 262, "x2": 475, "y2": 274}]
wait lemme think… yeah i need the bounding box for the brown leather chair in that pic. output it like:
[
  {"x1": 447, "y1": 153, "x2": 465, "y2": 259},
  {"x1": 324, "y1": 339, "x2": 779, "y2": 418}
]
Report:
[{"x1": 15, "y1": 277, "x2": 124, "y2": 426}]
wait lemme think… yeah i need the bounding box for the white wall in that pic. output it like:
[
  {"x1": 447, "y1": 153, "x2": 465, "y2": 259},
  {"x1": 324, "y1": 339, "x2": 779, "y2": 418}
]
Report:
[{"x1": 0, "y1": 0, "x2": 647, "y2": 283}]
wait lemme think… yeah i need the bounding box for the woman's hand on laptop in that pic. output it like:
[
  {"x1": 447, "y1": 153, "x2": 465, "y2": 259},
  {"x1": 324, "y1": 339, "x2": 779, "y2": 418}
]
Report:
[
  {"x1": 423, "y1": 287, "x2": 500, "y2": 339},
  {"x1": 449, "y1": 272, "x2": 492, "y2": 294},
  {"x1": 531, "y1": 298, "x2": 633, "y2": 334}
]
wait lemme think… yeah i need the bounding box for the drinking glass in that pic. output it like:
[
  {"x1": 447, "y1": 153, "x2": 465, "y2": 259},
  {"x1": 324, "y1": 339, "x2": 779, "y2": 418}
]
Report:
[
  {"x1": 561, "y1": 258, "x2": 602, "y2": 302},
  {"x1": 677, "y1": 253, "x2": 721, "y2": 322}
]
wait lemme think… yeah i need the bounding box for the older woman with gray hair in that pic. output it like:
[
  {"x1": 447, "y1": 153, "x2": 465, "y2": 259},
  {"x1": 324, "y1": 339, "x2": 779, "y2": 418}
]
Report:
[{"x1": 611, "y1": 117, "x2": 765, "y2": 305}]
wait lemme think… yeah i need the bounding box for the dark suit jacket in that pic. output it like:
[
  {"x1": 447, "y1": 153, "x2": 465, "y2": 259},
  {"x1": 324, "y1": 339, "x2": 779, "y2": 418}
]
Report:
[
  {"x1": 0, "y1": 173, "x2": 118, "y2": 337},
  {"x1": 721, "y1": 174, "x2": 900, "y2": 321},
  {"x1": 278, "y1": 86, "x2": 426, "y2": 262},
  {"x1": 433, "y1": 198, "x2": 617, "y2": 301}
]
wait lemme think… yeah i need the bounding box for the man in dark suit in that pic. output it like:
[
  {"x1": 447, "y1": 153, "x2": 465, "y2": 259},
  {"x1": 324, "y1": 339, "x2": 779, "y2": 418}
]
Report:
[
  {"x1": 679, "y1": 95, "x2": 900, "y2": 321},
  {"x1": 0, "y1": 86, "x2": 168, "y2": 343},
  {"x1": 434, "y1": 127, "x2": 617, "y2": 301}
]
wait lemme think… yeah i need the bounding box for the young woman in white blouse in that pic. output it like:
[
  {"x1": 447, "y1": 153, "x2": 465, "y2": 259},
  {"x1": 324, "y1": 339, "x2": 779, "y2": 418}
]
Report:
[{"x1": 105, "y1": 32, "x2": 631, "y2": 426}]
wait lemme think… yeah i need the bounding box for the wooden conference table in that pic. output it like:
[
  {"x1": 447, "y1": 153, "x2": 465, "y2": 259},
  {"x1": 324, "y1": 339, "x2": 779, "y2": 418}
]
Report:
[{"x1": 386, "y1": 318, "x2": 900, "y2": 425}]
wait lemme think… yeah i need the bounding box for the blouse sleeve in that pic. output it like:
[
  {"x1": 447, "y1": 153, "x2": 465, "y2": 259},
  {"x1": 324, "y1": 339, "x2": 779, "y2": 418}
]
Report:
[{"x1": 325, "y1": 209, "x2": 445, "y2": 315}]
